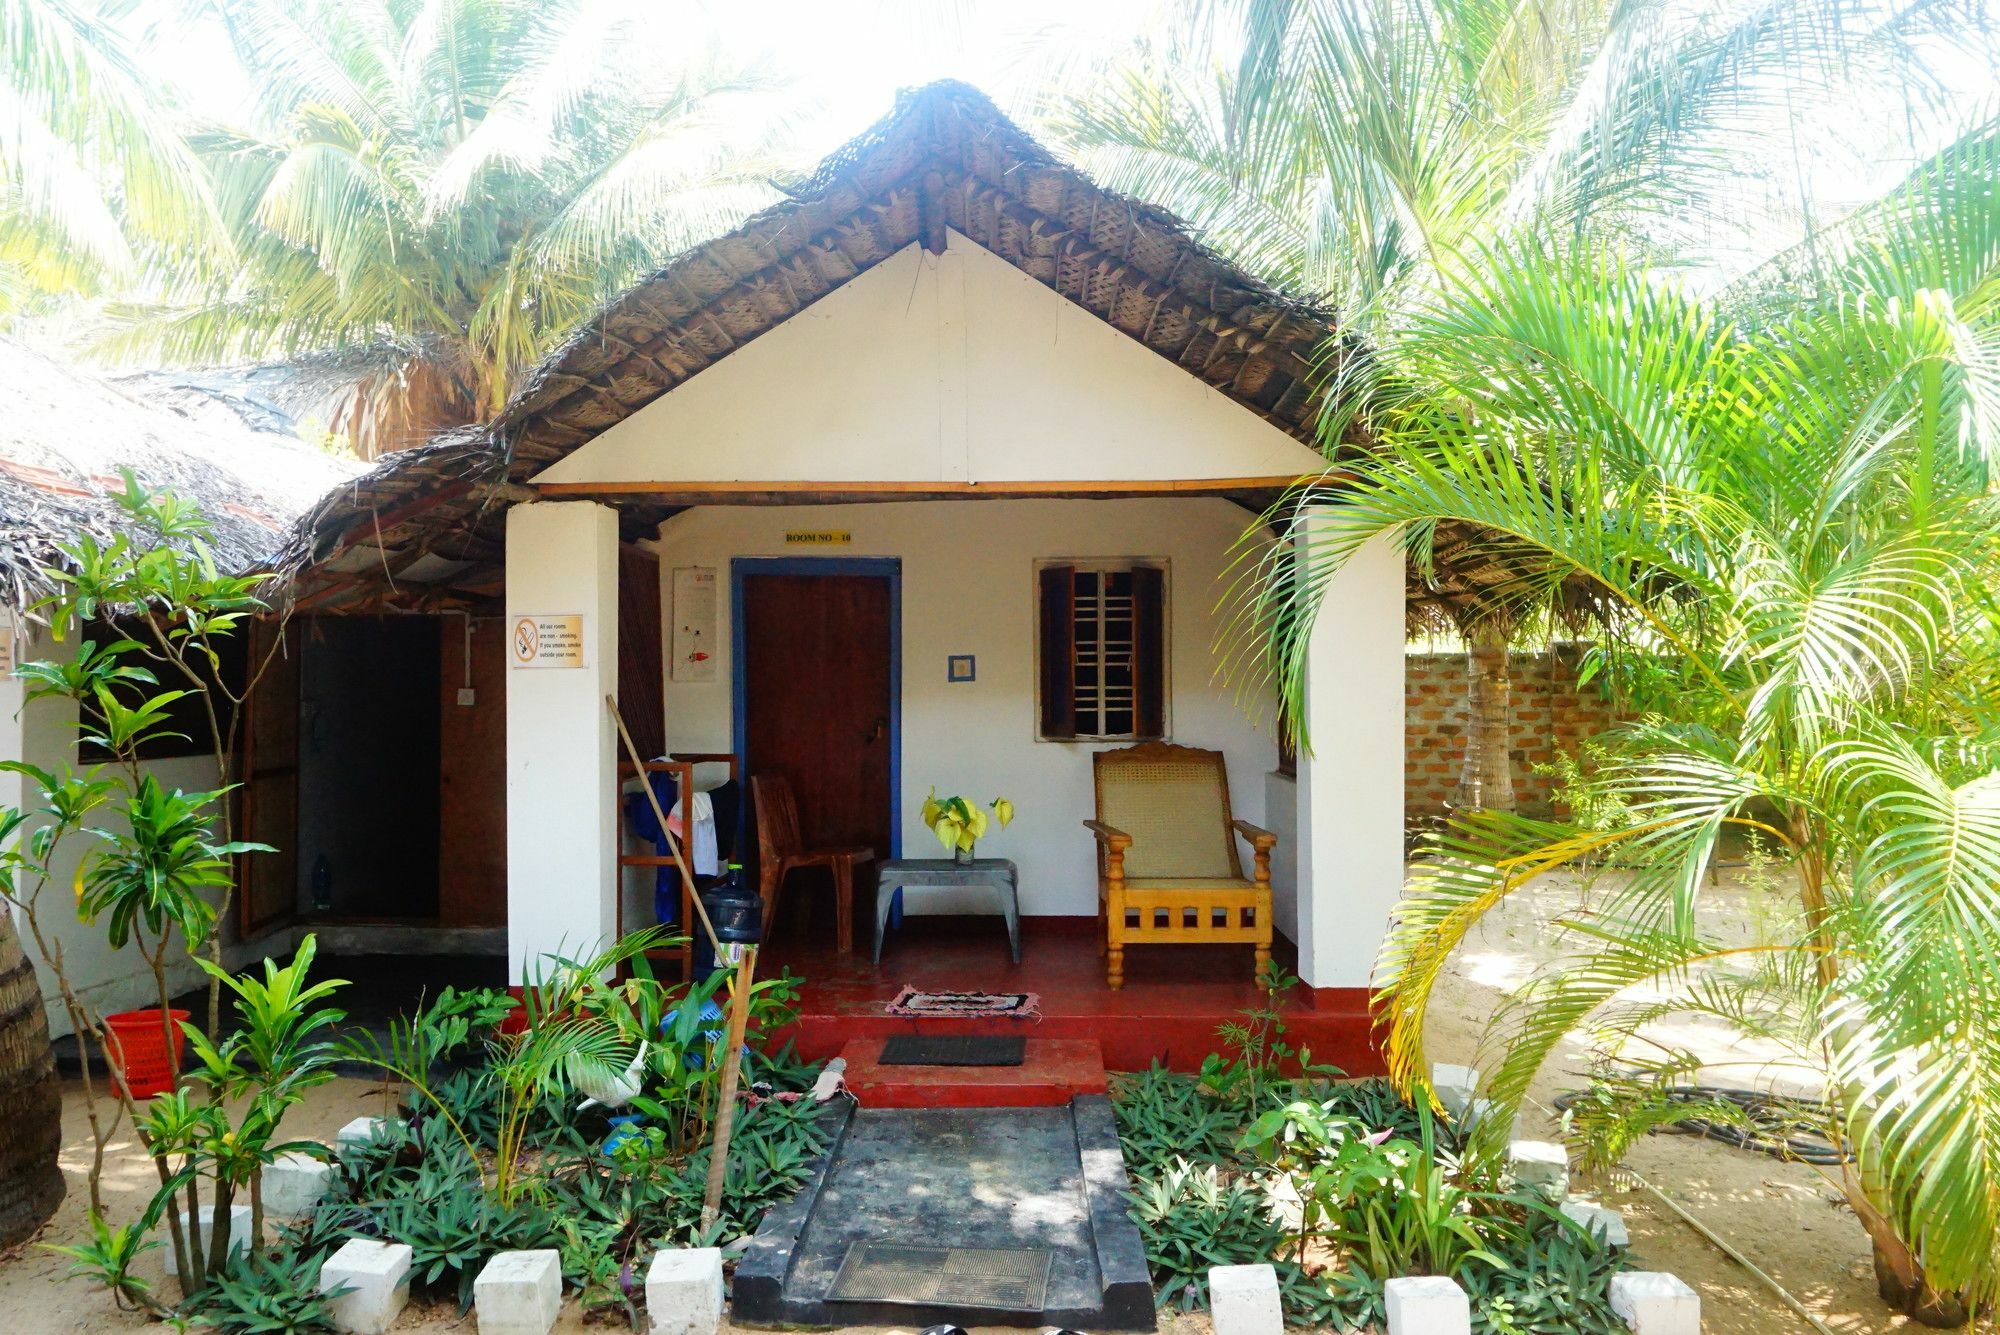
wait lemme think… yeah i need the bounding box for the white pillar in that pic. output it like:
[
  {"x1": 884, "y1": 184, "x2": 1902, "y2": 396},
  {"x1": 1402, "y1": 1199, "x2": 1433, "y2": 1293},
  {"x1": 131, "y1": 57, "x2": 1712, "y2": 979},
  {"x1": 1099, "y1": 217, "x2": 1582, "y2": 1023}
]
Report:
[
  {"x1": 505, "y1": 501, "x2": 619, "y2": 983},
  {"x1": 1294, "y1": 518, "x2": 1405, "y2": 991}
]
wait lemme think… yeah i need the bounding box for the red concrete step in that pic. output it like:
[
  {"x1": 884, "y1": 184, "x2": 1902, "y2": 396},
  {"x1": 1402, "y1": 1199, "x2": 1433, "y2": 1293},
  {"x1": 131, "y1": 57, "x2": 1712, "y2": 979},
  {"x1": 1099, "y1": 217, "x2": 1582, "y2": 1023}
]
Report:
[{"x1": 838, "y1": 1036, "x2": 1109, "y2": 1108}]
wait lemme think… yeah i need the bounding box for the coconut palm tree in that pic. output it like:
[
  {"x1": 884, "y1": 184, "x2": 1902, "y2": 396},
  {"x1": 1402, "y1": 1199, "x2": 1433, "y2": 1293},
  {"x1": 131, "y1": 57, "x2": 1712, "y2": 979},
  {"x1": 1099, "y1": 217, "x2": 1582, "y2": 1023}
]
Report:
[
  {"x1": 1269, "y1": 117, "x2": 2000, "y2": 1320},
  {"x1": 0, "y1": 0, "x2": 220, "y2": 316},
  {"x1": 96, "y1": 0, "x2": 803, "y2": 457},
  {"x1": 0, "y1": 897, "x2": 63, "y2": 1248},
  {"x1": 1041, "y1": 0, "x2": 1975, "y2": 813}
]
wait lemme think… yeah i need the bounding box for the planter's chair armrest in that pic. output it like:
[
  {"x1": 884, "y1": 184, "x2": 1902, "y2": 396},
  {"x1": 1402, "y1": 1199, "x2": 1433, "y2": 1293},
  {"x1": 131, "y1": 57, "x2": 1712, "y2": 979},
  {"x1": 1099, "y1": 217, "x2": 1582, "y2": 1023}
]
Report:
[
  {"x1": 1231, "y1": 819, "x2": 1278, "y2": 886},
  {"x1": 1083, "y1": 819, "x2": 1133, "y2": 851},
  {"x1": 1231, "y1": 819, "x2": 1278, "y2": 851}
]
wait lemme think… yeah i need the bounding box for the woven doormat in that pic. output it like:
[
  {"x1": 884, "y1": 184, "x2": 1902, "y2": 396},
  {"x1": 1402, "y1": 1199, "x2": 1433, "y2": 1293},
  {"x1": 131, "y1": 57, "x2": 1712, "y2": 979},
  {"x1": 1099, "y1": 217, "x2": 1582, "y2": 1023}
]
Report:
[
  {"x1": 884, "y1": 986, "x2": 1041, "y2": 1019},
  {"x1": 879, "y1": 1034, "x2": 1027, "y2": 1066},
  {"x1": 828, "y1": 1242, "x2": 1051, "y2": 1311}
]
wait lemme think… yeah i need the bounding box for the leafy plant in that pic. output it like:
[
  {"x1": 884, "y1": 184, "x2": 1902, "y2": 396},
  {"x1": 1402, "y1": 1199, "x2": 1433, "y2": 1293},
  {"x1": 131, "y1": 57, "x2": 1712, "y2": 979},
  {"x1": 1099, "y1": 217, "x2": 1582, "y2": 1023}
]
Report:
[
  {"x1": 1460, "y1": 1219, "x2": 1628, "y2": 1335},
  {"x1": 371, "y1": 1176, "x2": 559, "y2": 1310},
  {"x1": 45, "y1": 1208, "x2": 162, "y2": 1313},
  {"x1": 1261, "y1": 113, "x2": 2000, "y2": 1321},
  {"x1": 920, "y1": 789, "x2": 1014, "y2": 857},
  {"x1": 1126, "y1": 1159, "x2": 1290, "y2": 1313},
  {"x1": 185, "y1": 1247, "x2": 347, "y2": 1335},
  {"x1": 1111, "y1": 1066, "x2": 1247, "y2": 1176},
  {"x1": 1243, "y1": 1098, "x2": 1507, "y2": 1279}
]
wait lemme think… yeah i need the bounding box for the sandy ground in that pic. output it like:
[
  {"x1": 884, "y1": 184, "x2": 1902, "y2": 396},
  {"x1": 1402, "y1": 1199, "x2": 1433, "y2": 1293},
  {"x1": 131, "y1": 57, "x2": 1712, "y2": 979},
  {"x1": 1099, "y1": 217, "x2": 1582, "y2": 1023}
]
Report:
[
  {"x1": 0, "y1": 867, "x2": 1915, "y2": 1332},
  {"x1": 1426, "y1": 865, "x2": 1907, "y2": 1335}
]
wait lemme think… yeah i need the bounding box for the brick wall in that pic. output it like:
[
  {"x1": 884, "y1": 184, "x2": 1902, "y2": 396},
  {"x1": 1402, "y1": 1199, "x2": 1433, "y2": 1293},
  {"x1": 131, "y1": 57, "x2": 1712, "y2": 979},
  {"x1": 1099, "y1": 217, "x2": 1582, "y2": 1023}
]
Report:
[{"x1": 1406, "y1": 649, "x2": 1630, "y2": 819}]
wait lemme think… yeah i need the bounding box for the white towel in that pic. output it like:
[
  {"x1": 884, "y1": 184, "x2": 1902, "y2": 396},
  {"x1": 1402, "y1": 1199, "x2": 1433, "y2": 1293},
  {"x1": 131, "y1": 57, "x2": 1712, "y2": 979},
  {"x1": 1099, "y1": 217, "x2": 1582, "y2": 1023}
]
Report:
[{"x1": 667, "y1": 788, "x2": 719, "y2": 877}]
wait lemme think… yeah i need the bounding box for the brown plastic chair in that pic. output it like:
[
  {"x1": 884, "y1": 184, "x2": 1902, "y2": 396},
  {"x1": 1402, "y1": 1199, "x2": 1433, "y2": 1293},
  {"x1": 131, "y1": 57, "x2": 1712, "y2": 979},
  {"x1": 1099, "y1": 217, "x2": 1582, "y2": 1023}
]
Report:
[
  {"x1": 1084, "y1": 741, "x2": 1275, "y2": 989},
  {"x1": 751, "y1": 773, "x2": 875, "y2": 954}
]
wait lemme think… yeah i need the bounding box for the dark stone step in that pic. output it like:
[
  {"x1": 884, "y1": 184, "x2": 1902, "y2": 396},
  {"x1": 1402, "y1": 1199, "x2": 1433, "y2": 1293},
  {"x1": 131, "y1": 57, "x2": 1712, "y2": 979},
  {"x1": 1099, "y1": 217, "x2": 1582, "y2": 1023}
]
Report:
[{"x1": 734, "y1": 1095, "x2": 1155, "y2": 1331}]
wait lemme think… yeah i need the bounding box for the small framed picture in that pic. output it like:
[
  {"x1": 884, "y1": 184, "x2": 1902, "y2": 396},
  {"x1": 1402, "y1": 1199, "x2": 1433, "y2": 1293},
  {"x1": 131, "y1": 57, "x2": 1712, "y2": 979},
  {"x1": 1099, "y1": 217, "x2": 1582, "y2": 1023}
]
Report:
[{"x1": 947, "y1": 654, "x2": 976, "y2": 683}]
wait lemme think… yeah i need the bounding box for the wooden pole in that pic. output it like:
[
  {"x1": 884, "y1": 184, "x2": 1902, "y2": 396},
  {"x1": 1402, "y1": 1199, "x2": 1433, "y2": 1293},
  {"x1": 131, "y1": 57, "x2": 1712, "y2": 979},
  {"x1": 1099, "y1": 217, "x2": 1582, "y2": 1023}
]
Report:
[
  {"x1": 701, "y1": 945, "x2": 758, "y2": 1231},
  {"x1": 603, "y1": 694, "x2": 757, "y2": 1232}
]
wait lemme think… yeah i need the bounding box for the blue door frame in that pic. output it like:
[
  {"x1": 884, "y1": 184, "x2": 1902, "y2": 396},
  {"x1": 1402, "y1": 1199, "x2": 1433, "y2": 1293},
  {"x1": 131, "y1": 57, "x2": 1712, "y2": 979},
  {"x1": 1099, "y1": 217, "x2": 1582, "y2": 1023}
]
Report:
[{"x1": 731, "y1": 556, "x2": 903, "y2": 858}]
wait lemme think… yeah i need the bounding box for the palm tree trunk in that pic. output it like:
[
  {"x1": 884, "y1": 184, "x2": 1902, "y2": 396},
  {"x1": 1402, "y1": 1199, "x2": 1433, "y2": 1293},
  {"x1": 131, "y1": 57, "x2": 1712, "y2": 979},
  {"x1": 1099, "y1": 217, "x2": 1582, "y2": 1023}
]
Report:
[
  {"x1": 1454, "y1": 625, "x2": 1517, "y2": 812},
  {"x1": 0, "y1": 909, "x2": 66, "y2": 1247}
]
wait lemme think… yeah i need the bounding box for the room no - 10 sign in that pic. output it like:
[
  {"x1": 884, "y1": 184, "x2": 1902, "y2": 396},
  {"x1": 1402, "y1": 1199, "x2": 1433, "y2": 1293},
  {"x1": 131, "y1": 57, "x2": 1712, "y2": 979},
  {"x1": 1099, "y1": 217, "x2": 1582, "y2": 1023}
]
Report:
[{"x1": 511, "y1": 614, "x2": 586, "y2": 668}]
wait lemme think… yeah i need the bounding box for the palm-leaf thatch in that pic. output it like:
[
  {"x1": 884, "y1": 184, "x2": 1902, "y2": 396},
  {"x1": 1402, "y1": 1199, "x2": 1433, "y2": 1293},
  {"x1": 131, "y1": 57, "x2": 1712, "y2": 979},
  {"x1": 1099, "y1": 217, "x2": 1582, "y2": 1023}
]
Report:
[{"x1": 0, "y1": 338, "x2": 361, "y2": 621}]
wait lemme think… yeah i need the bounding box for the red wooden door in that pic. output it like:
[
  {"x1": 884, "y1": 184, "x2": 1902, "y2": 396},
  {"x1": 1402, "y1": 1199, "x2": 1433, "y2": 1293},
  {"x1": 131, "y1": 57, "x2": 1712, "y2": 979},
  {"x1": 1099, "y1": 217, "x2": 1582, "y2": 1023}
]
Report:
[{"x1": 741, "y1": 572, "x2": 893, "y2": 875}]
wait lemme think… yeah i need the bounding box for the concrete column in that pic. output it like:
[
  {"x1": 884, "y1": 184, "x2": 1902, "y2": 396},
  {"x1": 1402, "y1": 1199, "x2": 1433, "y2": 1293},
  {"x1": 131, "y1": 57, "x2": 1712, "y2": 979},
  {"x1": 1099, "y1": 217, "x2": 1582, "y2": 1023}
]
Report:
[
  {"x1": 1294, "y1": 516, "x2": 1405, "y2": 992},
  {"x1": 505, "y1": 501, "x2": 619, "y2": 983}
]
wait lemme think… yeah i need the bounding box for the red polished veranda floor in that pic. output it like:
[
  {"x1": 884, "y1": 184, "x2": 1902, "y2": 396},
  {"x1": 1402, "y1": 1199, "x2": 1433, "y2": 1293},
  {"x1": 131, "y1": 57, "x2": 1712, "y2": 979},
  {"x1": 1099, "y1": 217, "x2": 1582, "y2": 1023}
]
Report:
[{"x1": 761, "y1": 916, "x2": 1381, "y2": 1075}]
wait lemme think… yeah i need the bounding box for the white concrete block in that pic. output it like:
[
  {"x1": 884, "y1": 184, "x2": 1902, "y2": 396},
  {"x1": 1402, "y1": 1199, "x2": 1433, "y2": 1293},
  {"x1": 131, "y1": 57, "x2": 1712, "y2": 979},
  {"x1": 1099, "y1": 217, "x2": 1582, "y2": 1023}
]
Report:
[
  {"x1": 1431, "y1": 1063, "x2": 1481, "y2": 1120},
  {"x1": 1562, "y1": 1198, "x2": 1631, "y2": 1247},
  {"x1": 646, "y1": 1247, "x2": 723, "y2": 1335},
  {"x1": 1507, "y1": 1139, "x2": 1570, "y2": 1199},
  {"x1": 335, "y1": 1116, "x2": 399, "y2": 1154},
  {"x1": 320, "y1": 1238, "x2": 412, "y2": 1335},
  {"x1": 262, "y1": 1151, "x2": 333, "y2": 1217},
  {"x1": 1209, "y1": 1262, "x2": 1283, "y2": 1335},
  {"x1": 1385, "y1": 1275, "x2": 1472, "y2": 1334},
  {"x1": 156, "y1": 1204, "x2": 252, "y2": 1261},
  {"x1": 1609, "y1": 1271, "x2": 1700, "y2": 1334},
  {"x1": 475, "y1": 1248, "x2": 563, "y2": 1335}
]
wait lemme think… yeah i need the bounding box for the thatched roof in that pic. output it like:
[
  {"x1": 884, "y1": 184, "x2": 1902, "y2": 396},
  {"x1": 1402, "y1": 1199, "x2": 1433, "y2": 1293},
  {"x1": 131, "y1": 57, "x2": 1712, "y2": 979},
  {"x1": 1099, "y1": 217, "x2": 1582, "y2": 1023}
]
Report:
[
  {"x1": 0, "y1": 339, "x2": 362, "y2": 621},
  {"x1": 276, "y1": 81, "x2": 1576, "y2": 627},
  {"x1": 279, "y1": 81, "x2": 1366, "y2": 605}
]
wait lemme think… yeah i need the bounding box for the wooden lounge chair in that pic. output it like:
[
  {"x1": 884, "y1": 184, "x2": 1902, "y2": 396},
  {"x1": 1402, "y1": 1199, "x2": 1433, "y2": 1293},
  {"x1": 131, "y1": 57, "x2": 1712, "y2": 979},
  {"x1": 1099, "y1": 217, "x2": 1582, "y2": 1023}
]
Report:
[
  {"x1": 751, "y1": 773, "x2": 874, "y2": 954},
  {"x1": 1084, "y1": 741, "x2": 1275, "y2": 989}
]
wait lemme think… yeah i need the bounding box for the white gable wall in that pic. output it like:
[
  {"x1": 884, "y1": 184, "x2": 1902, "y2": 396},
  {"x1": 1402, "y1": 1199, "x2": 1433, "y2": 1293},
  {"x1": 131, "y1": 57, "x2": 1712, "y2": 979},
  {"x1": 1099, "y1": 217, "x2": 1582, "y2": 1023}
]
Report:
[
  {"x1": 536, "y1": 232, "x2": 1330, "y2": 487},
  {"x1": 648, "y1": 499, "x2": 1284, "y2": 921}
]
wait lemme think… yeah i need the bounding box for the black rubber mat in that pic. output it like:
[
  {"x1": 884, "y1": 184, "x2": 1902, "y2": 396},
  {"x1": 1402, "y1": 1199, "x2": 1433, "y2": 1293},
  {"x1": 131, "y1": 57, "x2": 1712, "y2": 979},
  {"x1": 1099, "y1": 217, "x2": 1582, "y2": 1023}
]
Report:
[
  {"x1": 879, "y1": 1034, "x2": 1027, "y2": 1066},
  {"x1": 829, "y1": 1242, "x2": 1051, "y2": 1311}
]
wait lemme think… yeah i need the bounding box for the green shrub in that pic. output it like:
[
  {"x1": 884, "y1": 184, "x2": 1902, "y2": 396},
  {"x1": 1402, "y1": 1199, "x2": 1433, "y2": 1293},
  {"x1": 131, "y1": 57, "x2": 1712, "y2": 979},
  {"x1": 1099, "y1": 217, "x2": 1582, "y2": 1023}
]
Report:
[
  {"x1": 184, "y1": 1248, "x2": 344, "y2": 1334},
  {"x1": 1113, "y1": 1059, "x2": 1629, "y2": 1331},
  {"x1": 1125, "y1": 1160, "x2": 1290, "y2": 1313}
]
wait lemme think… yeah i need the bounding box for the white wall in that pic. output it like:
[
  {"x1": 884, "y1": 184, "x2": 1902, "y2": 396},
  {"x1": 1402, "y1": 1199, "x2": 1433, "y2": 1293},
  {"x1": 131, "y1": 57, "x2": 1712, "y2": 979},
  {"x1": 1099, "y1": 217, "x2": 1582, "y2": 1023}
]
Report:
[
  {"x1": 537, "y1": 233, "x2": 1331, "y2": 488},
  {"x1": 1265, "y1": 772, "x2": 1300, "y2": 942},
  {"x1": 651, "y1": 498, "x2": 1284, "y2": 919}
]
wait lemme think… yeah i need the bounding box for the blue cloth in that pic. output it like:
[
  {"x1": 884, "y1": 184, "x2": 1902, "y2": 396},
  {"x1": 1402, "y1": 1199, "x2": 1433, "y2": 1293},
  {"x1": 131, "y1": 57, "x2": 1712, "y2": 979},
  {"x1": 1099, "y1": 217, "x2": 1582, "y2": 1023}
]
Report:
[
  {"x1": 624, "y1": 784, "x2": 679, "y2": 926},
  {"x1": 663, "y1": 1000, "x2": 745, "y2": 1069}
]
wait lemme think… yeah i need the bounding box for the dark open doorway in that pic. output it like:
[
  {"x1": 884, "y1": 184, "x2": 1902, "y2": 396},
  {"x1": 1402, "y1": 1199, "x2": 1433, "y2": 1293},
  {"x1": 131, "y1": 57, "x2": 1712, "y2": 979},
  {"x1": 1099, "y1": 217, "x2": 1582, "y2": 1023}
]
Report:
[{"x1": 296, "y1": 616, "x2": 443, "y2": 920}]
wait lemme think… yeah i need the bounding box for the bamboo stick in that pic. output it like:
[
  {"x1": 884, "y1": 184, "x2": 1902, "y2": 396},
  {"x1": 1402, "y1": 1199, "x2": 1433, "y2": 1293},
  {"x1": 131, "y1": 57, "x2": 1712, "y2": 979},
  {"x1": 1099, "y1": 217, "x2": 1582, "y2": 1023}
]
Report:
[{"x1": 701, "y1": 946, "x2": 758, "y2": 1232}]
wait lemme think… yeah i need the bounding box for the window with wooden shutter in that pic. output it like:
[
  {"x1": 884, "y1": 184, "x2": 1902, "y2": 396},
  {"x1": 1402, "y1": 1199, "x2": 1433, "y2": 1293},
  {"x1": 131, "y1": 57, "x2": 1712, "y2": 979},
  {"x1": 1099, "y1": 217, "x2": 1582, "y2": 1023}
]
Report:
[{"x1": 1036, "y1": 560, "x2": 1168, "y2": 741}]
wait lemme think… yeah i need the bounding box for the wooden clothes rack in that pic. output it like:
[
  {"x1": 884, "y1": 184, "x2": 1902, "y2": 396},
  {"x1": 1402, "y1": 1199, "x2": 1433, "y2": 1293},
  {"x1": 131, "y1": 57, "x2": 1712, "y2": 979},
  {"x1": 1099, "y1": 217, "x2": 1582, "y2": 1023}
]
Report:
[{"x1": 616, "y1": 752, "x2": 740, "y2": 976}]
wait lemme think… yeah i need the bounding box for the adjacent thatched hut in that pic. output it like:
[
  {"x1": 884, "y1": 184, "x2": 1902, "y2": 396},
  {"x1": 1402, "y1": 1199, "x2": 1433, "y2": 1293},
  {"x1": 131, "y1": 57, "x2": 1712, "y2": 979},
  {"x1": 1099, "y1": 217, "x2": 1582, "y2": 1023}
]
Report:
[{"x1": 0, "y1": 339, "x2": 361, "y2": 621}]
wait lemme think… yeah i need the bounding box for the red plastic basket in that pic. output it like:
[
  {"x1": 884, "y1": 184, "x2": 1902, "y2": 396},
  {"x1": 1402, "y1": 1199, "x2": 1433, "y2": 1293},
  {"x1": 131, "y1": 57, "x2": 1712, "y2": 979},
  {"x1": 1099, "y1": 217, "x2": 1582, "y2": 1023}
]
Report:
[{"x1": 102, "y1": 1008, "x2": 190, "y2": 1098}]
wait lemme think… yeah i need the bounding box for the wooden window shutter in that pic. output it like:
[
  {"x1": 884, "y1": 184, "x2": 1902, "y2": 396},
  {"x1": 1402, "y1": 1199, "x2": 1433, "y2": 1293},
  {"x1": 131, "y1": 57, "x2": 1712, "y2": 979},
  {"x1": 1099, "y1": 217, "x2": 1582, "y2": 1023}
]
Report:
[
  {"x1": 1131, "y1": 564, "x2": 1166, "y2": 739},
  {"x1": 1038, "y1": 565, "x2": 1077, "y2": 740}
]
